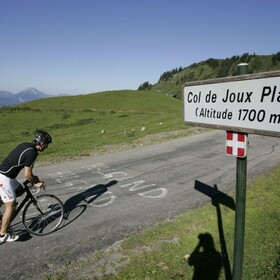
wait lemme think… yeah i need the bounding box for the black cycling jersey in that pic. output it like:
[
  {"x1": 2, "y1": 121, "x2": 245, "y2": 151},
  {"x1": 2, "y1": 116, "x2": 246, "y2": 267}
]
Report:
[{"x1": 0, "y1": 142, "x2": 38, "y2": 179}]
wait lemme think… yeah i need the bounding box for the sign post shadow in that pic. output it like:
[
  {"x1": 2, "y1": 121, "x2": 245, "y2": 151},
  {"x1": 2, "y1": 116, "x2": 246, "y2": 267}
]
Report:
[{"x1": 195, "y1": 180, "x2": 234, "y2": 280}]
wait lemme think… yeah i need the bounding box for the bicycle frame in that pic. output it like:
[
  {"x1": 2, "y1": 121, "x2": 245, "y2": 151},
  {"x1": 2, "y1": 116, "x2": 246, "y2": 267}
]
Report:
[
  {"x1": 1, "y1": 180, "x2": 64, "y2": 236},
  {"x1": 11, "y1": 181, "x2": 39, "y2": 224}
]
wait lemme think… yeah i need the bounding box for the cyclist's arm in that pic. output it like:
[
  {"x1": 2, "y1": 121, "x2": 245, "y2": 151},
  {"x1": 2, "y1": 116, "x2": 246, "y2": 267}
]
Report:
[
  {"x1": 24, "y1": 166, "x2": 40, "y2": 184},
  {"x1": 24, "y1": 166, "x2": 45, "y2": 189}
]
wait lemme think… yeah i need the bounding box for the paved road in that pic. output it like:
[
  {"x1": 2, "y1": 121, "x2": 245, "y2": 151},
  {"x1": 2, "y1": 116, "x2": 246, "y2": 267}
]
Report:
[{"x1": 1, "y1": 130, "x2": 280, "y2": 279}]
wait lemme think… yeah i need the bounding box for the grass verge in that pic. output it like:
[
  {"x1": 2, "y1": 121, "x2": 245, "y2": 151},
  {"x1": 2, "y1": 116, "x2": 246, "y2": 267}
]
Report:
[{"x1": 42, "y1": 164, "x2": 280, "y2": 280}]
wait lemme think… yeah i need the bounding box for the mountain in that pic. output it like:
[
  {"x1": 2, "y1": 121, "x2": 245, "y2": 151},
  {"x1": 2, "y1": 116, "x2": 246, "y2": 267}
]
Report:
[
  {"x1": 0, "y1": 87, "x2": 50, "y2": 107},
  {"x1": 0, "y1": 90, "x2": 13, "y2": 97},
  {"x1": 15, "y1": 87, "x2": 49, "y2": 103},
  {"x1": 0, "y1": 90, "x2": 19, "y2": 107}
]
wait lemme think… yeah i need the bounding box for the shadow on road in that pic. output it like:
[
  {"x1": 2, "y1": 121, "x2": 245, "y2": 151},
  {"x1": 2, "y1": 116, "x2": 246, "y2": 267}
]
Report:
[
  {"x1": 188, "y1": 180, "x2": 235, "y2": 280},
  {"x1": 0, "y1": 181, "x2": 118, "y2": 244},
  {"x1": 62, "y1": 180, "x2": 118, "y2": 228}
]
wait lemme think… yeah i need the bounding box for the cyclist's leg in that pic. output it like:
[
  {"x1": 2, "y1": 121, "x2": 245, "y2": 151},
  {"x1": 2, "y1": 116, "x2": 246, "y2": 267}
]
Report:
[
  {"x1": 0, "y1": 201, "x2": 16, "y2": 235},
  {"x1": 0, "y1": 201, "x2": 3, "y2": 228},
  {"x1": 0, "y1": 175, "x2": 19, "y2": 241},
  {"x1": 0, "y1": 175, "x2": 19, "y2": 203}
]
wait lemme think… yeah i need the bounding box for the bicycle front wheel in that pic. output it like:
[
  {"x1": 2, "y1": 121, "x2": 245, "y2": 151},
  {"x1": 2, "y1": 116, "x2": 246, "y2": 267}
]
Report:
[{"x1": 22, "y1": 194, "x2": 64, "y2": 236}]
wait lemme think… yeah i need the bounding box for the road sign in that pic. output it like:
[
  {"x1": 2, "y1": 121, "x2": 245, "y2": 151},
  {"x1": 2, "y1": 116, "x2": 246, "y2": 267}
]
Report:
[
  {"x1": 226, "y1": 131, "x2": 247, "y2": 158},
  {"x1": 183, "y1": 71, "x2": 280, "y2": 137}
]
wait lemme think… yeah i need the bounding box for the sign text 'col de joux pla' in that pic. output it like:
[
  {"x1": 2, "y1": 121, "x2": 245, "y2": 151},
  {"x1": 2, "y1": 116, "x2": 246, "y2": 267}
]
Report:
[{"x1": 183, "y1": 71, "x2": 280, "y2": 138}]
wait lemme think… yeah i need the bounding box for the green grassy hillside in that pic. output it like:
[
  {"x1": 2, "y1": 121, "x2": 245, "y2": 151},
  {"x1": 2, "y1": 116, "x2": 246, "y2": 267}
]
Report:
[
  {"x1": 0, "y1": 90, "x2": 188, "y2": 162},
  {"x1": 150, "y1": 52, "x2": 280, "y2": 98}
]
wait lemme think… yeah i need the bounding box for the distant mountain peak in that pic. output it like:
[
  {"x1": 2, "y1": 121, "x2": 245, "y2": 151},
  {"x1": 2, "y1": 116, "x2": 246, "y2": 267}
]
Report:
[
  {"x1": 0, "y1": 87, "x2": 50, "y2": 107},
  {"x1": 17, "y1": 87, "x2": 47, "y2": 96},
  {"x1": 24, "y1": 86, "x2": 37, "y2": 92}
]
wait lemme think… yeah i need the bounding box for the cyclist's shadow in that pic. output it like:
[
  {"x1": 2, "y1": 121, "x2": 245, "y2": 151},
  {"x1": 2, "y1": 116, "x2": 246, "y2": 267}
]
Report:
[
  {"x1": 188, "y1": 232, "x2": 222, "y2": 280},
  {"x1": 62, "y1": 180, "x2": 118, "y2": 228}
]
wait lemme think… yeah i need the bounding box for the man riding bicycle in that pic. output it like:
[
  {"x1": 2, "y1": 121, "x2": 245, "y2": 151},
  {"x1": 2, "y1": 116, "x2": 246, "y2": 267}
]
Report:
[{"x1": 0, "y1": 130, "x2": 52, "y2": 243}]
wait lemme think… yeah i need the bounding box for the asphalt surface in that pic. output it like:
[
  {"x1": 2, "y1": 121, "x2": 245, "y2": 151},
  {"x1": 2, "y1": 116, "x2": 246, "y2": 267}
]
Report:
[{"x1": 1, "y1": 130, "x2": 280, "y2": 279}]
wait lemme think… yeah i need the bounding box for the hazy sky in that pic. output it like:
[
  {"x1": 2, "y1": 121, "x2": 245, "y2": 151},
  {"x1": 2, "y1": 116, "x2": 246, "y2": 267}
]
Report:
[{"x1": 1, "y1": 0, "x2": 279, "y2": 95}]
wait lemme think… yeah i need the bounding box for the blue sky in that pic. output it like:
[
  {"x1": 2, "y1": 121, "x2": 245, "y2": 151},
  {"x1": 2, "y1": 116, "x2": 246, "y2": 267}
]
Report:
[{"x1": 0, "y1": 0, "x2": 279, "y2": 95}]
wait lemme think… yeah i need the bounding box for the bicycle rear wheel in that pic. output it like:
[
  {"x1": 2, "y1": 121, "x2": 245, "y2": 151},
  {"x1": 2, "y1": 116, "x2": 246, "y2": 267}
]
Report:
[{"x1": 22, "y1": 194, "x2": 64, "y2": 236}]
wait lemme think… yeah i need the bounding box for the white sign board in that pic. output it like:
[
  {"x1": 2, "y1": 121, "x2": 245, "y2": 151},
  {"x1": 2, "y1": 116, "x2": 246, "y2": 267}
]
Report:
[{"x1": 184, "y1": 72, "x2": 280, "y2": 137}]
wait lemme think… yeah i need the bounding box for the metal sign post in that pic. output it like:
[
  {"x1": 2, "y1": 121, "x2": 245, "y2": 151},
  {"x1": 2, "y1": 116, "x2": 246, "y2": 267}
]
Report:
[
  {"x1": 232, "y1": 63, "x2": 248, "y2": 280},
  {"x1": 233, "y1": 155, "x2": 247, "y2": 279}
]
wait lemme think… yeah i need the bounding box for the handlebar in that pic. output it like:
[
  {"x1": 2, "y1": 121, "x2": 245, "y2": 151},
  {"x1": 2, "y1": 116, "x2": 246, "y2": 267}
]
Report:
[
  {"x1": 22, "y1": 180, "x2": 33, "y2": 188},
  {"x1": 22, "y1": 180, "x2": 44, "y2": 195}
]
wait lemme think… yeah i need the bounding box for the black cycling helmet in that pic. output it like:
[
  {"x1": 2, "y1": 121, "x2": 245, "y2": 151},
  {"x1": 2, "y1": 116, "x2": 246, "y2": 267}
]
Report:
[{"x1": 35, "y1": 130, "x2": 52, "y2": 144}]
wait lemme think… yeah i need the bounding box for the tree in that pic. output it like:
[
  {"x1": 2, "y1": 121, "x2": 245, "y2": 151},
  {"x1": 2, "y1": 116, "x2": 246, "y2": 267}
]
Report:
[
  {"x1": 272, "y1": 51, "x2": 280, "y2": 65},
  {"x1": 205, "y1": 58, "x2": 219, "y2": 68},
  {"x1": 138, "y1": 81, "x2": 152, "y2": 90}
]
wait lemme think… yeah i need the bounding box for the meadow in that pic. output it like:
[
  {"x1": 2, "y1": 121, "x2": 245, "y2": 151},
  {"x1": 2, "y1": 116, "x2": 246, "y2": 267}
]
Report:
[{"x1": 0, "y1": 90, "x2": 190, "y2": 162}]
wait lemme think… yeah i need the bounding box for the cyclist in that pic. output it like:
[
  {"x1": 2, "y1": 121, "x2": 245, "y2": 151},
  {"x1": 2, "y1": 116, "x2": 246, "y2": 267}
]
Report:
[{"x1": 0, "y1": 130, "x2": 52, "y2": 243}]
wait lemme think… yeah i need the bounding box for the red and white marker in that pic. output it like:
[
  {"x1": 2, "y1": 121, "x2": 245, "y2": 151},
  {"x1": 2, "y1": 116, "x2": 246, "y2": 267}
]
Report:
[{"x1": 226, "y1": 131, "x2": 247, "y2": 158}]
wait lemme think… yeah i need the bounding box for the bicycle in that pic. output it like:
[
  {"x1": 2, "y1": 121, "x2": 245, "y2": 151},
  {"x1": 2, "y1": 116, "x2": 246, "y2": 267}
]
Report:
[{"x1": 1, "y1": 180, "x2": 64, "y2": 236}]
